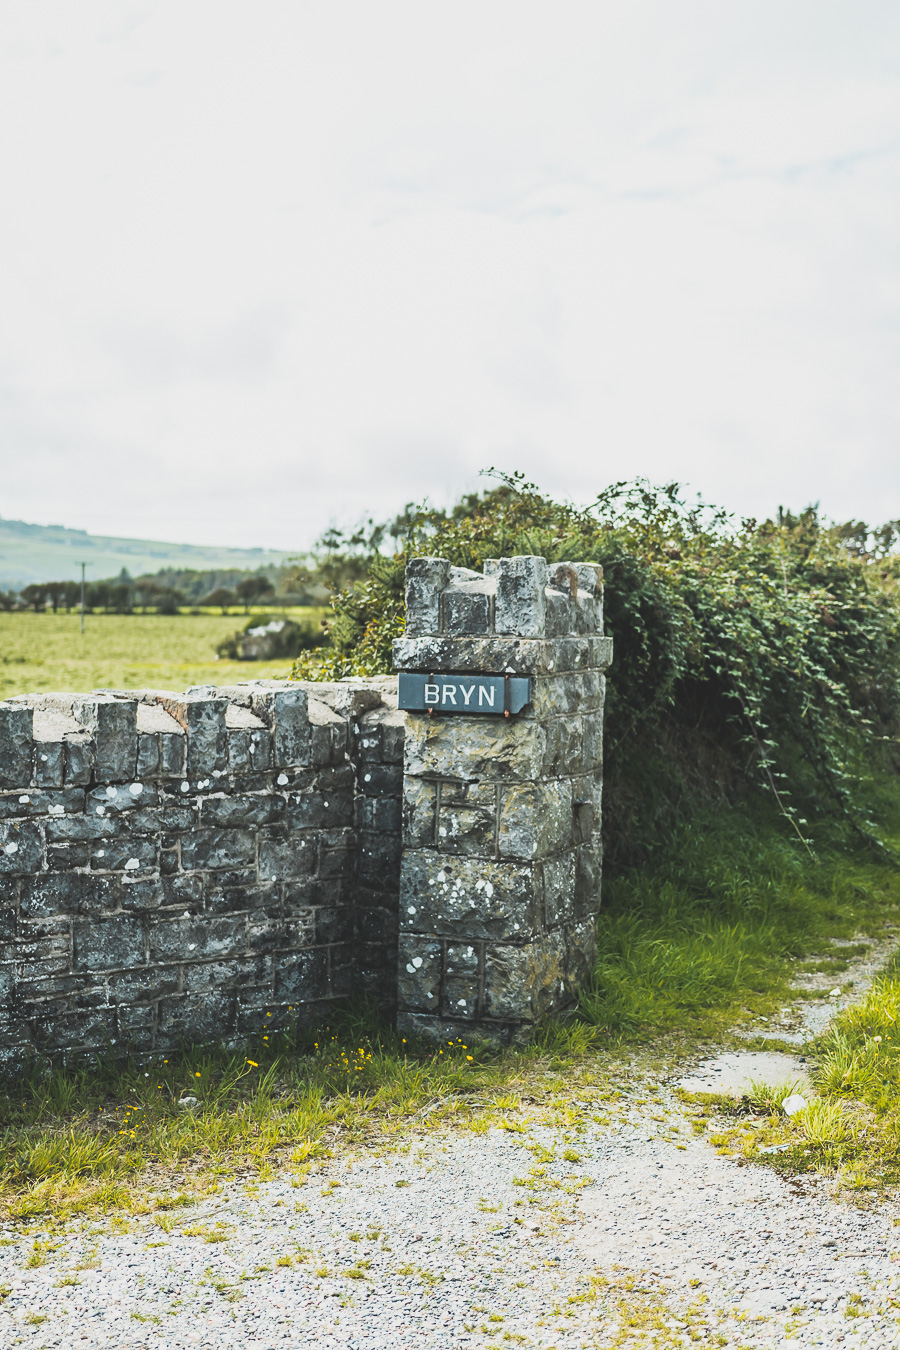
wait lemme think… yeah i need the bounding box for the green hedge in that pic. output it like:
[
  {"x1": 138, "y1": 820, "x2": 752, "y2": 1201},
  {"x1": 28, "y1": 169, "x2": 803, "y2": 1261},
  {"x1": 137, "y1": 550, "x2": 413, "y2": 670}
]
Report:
[{"x1": 293, "y1": 476, "x2": 900, "y2": 865}]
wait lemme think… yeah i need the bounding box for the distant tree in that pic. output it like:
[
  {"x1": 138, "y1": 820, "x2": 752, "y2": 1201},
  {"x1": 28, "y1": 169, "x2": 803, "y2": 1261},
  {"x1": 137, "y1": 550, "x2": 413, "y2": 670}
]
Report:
[
  {"x1": 63, "y1": 581, "x2": 81, "y2": 612},
  {"x1": 154, "y1": 587, "x2": 185, "y2": 616},
  {"x1": 45, "y1": 582, "x2": 68, "y2": 613},
  {"x1": 203, "y1": 587, "x2": 236, "y2": 614},
  {"x1": 21, "y1": 584, "x2": 49, "y2": 612},
  {"x1": 108, "y1": 583, "x2": 132, "y2": 613},
  {"x1": 86, "y1": 582, "x2": 111, "y2": 612},
  {"x1": 0, "y1": 590, "x2": 19, "y2": 611},
  {"x1": 236, "y1": 576, "x2": 275, "y2": 612}
]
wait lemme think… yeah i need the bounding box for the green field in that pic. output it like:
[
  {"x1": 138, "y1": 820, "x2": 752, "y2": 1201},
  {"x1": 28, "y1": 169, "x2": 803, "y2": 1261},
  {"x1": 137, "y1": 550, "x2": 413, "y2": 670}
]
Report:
[{"x1": 0, "y1": 610, "x2": 323, "y2": 697}]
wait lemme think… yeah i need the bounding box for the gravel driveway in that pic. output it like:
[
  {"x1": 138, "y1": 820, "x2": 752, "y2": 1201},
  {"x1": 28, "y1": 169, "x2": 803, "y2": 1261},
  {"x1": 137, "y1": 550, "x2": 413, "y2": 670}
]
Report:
[
  {"x1": 3, "y1": 941, "x2": 899, "y2": 1349},
  {"x1": 2, "y1": 1095, "x2": 899, "y2": 1349}
]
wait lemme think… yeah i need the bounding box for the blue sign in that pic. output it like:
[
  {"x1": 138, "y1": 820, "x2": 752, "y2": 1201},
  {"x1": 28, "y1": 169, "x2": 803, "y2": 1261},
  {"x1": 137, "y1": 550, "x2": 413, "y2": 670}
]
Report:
[{"x1": 398, "y1": 673, "x2": 531, "y2": 716}]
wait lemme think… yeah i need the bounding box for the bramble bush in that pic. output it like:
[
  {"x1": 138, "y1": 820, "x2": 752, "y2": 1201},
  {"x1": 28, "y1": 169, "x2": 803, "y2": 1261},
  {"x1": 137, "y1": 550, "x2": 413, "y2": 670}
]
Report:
[{"x1": 293, "y1": 474, "x2": 900, "y2": 866}]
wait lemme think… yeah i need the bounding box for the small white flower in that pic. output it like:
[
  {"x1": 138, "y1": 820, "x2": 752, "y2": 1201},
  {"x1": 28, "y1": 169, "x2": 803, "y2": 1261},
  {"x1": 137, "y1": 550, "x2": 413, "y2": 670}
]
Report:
[
  {"x1": 106, "y1": 786, "x2": 117, "y2": 798},
  {"x1": 18, "y1": 795, "x2": 30, "y2": 804},
  {"x1": 407, "y1": 906, "x2": 416, "y2": 915},
  {"x1": 411, "y1": 957, "x2": 423, "y2": 969},
  {"x1": 96, "y1": 805, "x2": 105, "y2": 816},
  {"x1": 96, "y1": 850, "x2": 105, "y2": 858},
  {"x1": 129, "y1": 783, "x2": 143, "y2": 797},
  {"x1": 124, "y1": 858, "x2": 140, "y2": 871},
  {"x1": 180, "y1": 781, "x2": 190, "y2": 793},
  {"x1": 4, "y1": 842, "x2": 18, "y2": 855},
  {"x1": 277, "y1": 773, "x2": 289, "y2": 786}
]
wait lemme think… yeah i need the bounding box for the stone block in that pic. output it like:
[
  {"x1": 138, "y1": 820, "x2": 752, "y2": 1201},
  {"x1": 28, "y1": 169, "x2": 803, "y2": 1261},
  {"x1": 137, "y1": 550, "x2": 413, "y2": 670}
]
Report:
[
  {"x1": 181, "y1": 954, "x2": 271, "y2": 995},
  {"x1": 246, "y1": 908, "x2": 315, "y2": 953},
  {"x1": 34, "y1": 741, "x2": 64, "y2": 788},
  {"x1": 357, "y1": 904, "x2": 397, "y2": 943},
  {"x1": 0, "y1": 822, "x2": 43, "y2": 874},
  {"x1": 64, "y1": 736, "x2": 95, "y2": 785},
  {"x1": 258, "y1": 832, "x2": 316, "y2": 880},
  {"x1": 0, "y1": 788, "x2": 84, "y2": 820},
  {"x1": 157, "y1": 992, "x2": 236, "y2": 1042},
  {"x1": 200, "y1": 793, "x2": 285, "y2": 828},
  {"x1": 397, "y1": 935, "x2": 441, "y2": 1011},
  {"x1": 574, "y1": 843, "x2": 602, "y2": 918},
  {"x1": 272, "y1": 948, "x2": 328, "y2": 1003},
  {"x1": 404, "y1": 556, "x2": 450, "y2": 635},
  {"x1": 357, "y1": 831, "x2": 401, "y2": 884},
  {"x1": 160, "y1": 731, "x2": 185, "y2": 776},
  {"x1": 0, "y1": 703, "x2": 33, "y2": 788},
  {"x1": 89, "y1": 837, "x2": 158, "y2": 874},
  {"x1": 159, "y1": 695, "x2": 228, "y2": 778},
  {"x1": 541, "y1": 716, "x2": 585, "y2": 776},
  {"x1": 358, "y1": 762, "x2": 402, "y2": 797},
  {"x1": 441, "y1": 586, "x2": 493, "y2": 636},
  {"x1": 357, "y1": 793, "x2": 402, "y2": 833},
  {"x1": 118, "y1": 1005, "x2": 156, "y2": 1039},
  {"x1": 315, "y1": 905, "x2": 353, "y2": 945},
  {"x1": 400, "y1": 852, "x2": 538, "y2": 941},
  {"x1": 497, "y1": 780, "x2": 573, "y2": 860},
  {"x1": 87, "y1": 783, "x2": 159, "y2": 816},
  {"x1": 73, "y1": 696, "x2": 138, "y2": 782},
  {"x1": 543, "y1": 852, "x2": 577, "y2": 926},
  {"x1": 443, "y1": 941, "x2": 480, "y2": 1020},
  {"x1": 204, "y1": 878, "x2": 277, "y2": 913},
  {"x1": 269, "y1": 688, "x2": 310, "y2": 768},
  {"x1": 249, "y1": 730, "x2": 273, "y2": 771},
  {"x1": 46, "y1": 842, "x2": 90, "y2": 871},
  {"x1": 148, "y1": 914, "x2": 247, "y2": 963},
  {"x1": 181, "y1": 829, "x2": 256, "y2": 871},
  {"x1": 482, "y1": 938, "x2": 561, "y2": 1023},
  {"x1": 404, "y1": 772, "x2": 439, "y2": 842},
  {"x1": 227, "y1": 728, "x2": 252, "y2": 772},
  {"x1": 310, "y1": 721, "x2": 346, "y2": 767},
  {"x1": 435, "y1": 789, "x2": 496, "y2": 857},
  {"x1": 404, "y1": 717, "x2": 544, "y2": 781},
  {"x1": 119, "y1": 874, "x2": 203, "y2": 913},
  {"x1": 287, "y1": 790, "x2": 353, "y2": 830},
  {"x1": 137, "y1": 734, "x2": 160, "y2": 777},
  {"x1": 19, "y1": 874, "x2": 117, "y2": 918},
  {"x1": 45, "y1": 813, "x2": 127, "y2": 842},
  {"x1": 72, "y1": 915, "x2": 145, "y2": 972},
  {"x1": 488, "y1": 556, "x2": 548, "y2": 637}
]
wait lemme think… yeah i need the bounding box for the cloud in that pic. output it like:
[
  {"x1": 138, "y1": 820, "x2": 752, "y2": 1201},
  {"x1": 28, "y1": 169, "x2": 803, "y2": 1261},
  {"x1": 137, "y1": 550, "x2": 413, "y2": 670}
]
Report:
[{"x1": 0, "y1": 0, "x2": 899, "y2": 550}]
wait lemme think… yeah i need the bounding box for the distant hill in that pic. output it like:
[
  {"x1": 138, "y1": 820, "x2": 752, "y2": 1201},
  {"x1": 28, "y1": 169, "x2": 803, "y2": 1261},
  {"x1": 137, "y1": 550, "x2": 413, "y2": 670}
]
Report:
[{"x1": 0, "y1": 517, "x2": 296, "y2": 589}]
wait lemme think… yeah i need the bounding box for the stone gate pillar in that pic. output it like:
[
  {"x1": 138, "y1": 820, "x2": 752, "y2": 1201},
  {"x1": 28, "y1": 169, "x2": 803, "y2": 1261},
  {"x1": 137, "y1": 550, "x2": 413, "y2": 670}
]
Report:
[{"x1": 393, "y1": 556, "x2": 612, "y2": 1042}]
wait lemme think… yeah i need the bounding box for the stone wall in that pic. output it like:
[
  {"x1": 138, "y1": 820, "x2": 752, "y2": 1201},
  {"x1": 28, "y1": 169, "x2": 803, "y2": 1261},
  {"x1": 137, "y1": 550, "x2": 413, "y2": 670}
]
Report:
[
  {"x1": 0, "y1": 554, "x2": 611, "y2": 1065},
  {"x1": 394, "y1": 556, "x2": 612, "y2": 1043},
  {"x1": 0, "y1": 678, "x2": 403, "y2": 1067}
]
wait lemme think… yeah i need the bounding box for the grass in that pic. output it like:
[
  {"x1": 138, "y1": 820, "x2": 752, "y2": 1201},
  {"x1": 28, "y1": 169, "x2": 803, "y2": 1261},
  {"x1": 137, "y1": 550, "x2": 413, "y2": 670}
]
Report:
[
  {"x1": 0, "y1": 1019, "x2": 609, "y2": 1222},
  {"x1": 704, "y1": 954, "x2": 900, "y2": 1191},
  {"x1": 2, "y1": 779, "x2": 899, "y2": 1220},
  {"x1": 578, "y1": 788, "x2": 900, "y2": 1041},
  {"x1": 0, "y1": 607, "x2": 326, "y2": 696}
]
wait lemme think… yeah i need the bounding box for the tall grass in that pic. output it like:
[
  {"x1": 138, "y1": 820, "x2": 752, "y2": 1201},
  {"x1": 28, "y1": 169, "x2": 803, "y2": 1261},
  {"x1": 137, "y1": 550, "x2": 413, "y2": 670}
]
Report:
[{"x1": 580, "y1": 790, "x2": 900, "y2": 1038}]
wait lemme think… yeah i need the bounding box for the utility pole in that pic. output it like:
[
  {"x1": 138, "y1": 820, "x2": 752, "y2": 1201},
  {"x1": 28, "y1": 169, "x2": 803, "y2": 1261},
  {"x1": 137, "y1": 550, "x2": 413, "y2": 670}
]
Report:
[{"x1": 80, "y1": 562, "x2": 86, "y2": 634}]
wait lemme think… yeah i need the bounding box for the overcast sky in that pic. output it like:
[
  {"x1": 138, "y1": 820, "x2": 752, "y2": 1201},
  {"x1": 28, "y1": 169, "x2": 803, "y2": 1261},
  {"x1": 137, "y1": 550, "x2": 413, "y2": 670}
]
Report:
[{"x1": 2, "y1": 1, "x2": 899, "y2": 550}]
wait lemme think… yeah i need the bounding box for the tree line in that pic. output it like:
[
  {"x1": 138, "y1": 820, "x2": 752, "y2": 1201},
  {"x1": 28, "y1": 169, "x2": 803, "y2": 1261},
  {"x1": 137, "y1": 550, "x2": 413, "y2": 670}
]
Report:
[{"x1": 0, "y1": 572, "x2": 300, "y2": 615}]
